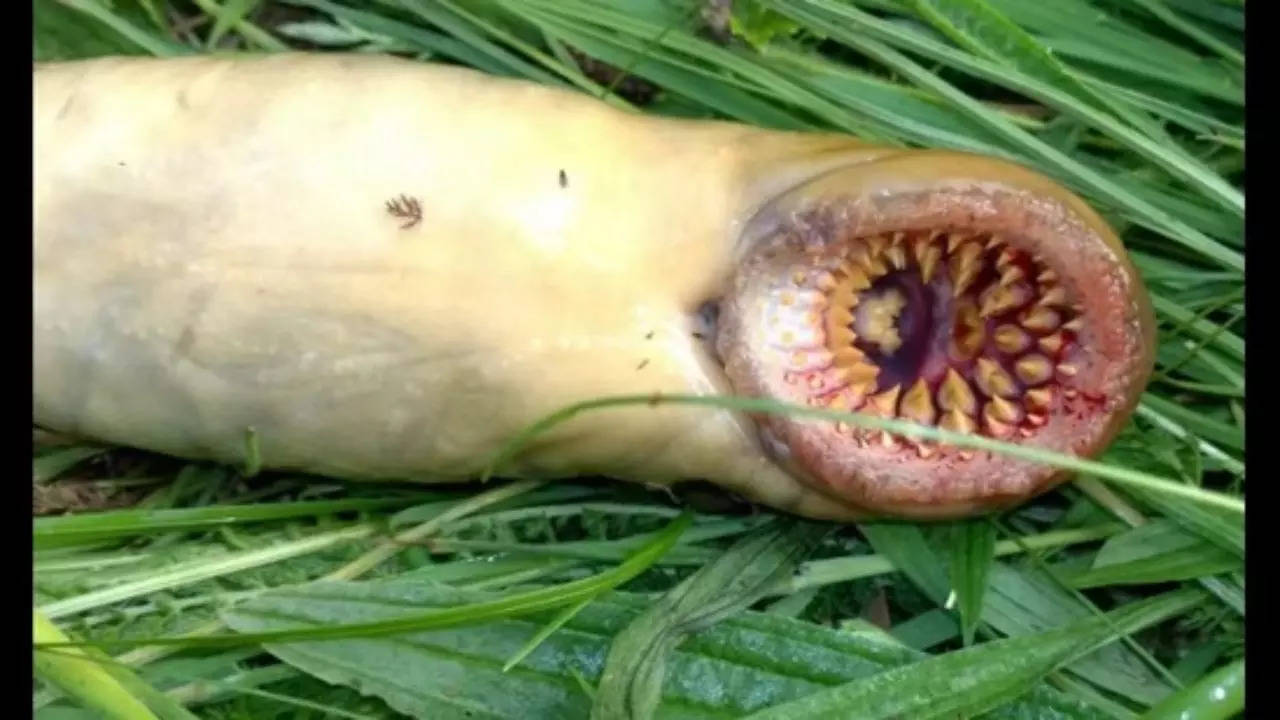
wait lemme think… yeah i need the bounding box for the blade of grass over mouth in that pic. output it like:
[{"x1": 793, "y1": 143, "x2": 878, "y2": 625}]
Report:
[{"x1": 483, "y1": 393, "x2": 1244, "y2": 516}]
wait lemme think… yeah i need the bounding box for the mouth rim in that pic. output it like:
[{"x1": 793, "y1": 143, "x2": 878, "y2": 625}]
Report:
[{"x1": 714, "y1": 155, "x2": 1156, "y2": 519}]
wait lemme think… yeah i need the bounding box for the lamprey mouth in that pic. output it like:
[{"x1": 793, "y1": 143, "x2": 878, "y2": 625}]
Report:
[{"x1": 716, "y1": 156, "x2": 1155, "y2": 518}]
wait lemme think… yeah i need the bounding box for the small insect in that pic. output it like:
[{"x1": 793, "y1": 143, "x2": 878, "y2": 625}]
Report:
[
  {"x1": 558, "y1": 169, "x2": 568, "y2": 188},
  {"x1": 385, "y1": 194, "x2": 422, "y2": 229}
]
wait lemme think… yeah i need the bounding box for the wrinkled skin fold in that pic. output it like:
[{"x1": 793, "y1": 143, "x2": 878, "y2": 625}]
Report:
[{"x1": 33, "y1": 53, "x2": 1154, "y2": 521}]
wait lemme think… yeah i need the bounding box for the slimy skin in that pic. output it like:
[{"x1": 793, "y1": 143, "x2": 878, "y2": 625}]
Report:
[{"x1": 33, "y1": 53, "x2": 1154, "y2": 521}]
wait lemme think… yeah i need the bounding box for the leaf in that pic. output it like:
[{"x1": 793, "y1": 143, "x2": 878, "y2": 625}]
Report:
[
  {"x1": 1060, "y1": 521, "x2": 1241, "y2": 589},
  {"x1": 33, "y1": 446, "x2": 106, "y2": 485},
  {"x1": 949, "y1": 520, "x2": 996, "y2": 646},
  {"x1": 741, "y1": 589, "x2": 1203, "y2": 719},
  {"x1": 861, "y1": 523, "x2": 1178, "y2": 705},
  {"x1": 1140, "y1": 658, "x2": 1243, "y2": 720},
  {"x1": 591, "y1": 517, "x2": 831, "y2": 720},
  {"x1": 224, "y1": 582, "x2": 1108, "y2": 719}
]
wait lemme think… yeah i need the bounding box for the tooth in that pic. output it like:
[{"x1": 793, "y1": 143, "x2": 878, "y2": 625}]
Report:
[
  {"x1": 985, "y1": 234, "x2": 1005, "y2": 251},
  {"x1": 986, "y1": 395, "x2": 1023, "y2": 424},
  {"x1": 1063, "y1": 317, "x2": 1084, "y2": 333},
  {"x1": 1056, "y1": 363, "x2": 1078, "y2": 378},
  {"x1": 949, "y1": 300, "x2": 985, "y2": 360},
  {"x1": 939, "y1": 407, "x2": 977, "y2": 434},
  {"x1": 827, "y1": 393, "x2": 848, "y2": 410},
  {"x1": 979, "y1": 282, "x2": 1032, "y2": 318},
  {"x1": 884, "y1": 244, "x2": 908, "y2": 270},
  {"x1": 880, "y1": 432, "x2": 898, "y2": 449},
  {"x1": 1037, "y1": 269, "x2": 1058, "y2": 284},
  {"x1": 835, "y1": 421, "x2": 851, "y2": 435},
  {"x1": 844, "y1": 362, "x2": 880, "y2": 385},
  {"x1": 993, "y1": 324, "x2": 1031, "y2": 354},
  {"x1": 865, "y1": 235, "x2": 888, "y2": 257},
  {"x1": 1000, "y1": 265, "x2": 1025, "y2": 286},
  {"x1": 899, "y1": 378, "x2": 937, "y2": 425},
  {"x1": 1026, "y1": 412, "x2": 1048, "y2": 427},
  {"x1": 845, "y1": 380, "x2": 875, "y2": 406},
  {"x1": 1014, "y1": 355, "x2": 1054, "y2": 385},
  {"x1": 937, "y1": 368, "x2": 977, "y2": 415},
  {"x1": 1025, "y1": 387, "x2": 1053, "y2": 411},
  {"x1": 827, "y1": 305, "x2": 855, "y2": 331},
  {"x1": 1038, "y1": 333, "x2": 1065, "y2": 355},
  {"x1": 865, "y1": 384, "x2": 902, "y2": 417},
  {"x1": 1037, "y1": 286, "x2": 1067, "y2": 307},
  {"x1": 1021, "y1": 307, "x2": 1061, "y2": 333},
  {"x1": 975, "y1": 358, "x2": 1018, "y2": 398},
  {"x1": 947, "y1": 233, "x2": 969, "y2": 254},
  {"x1": 916, "y1": 243, "x2": 942, "y2": 284},
  {"x1": 949, "y1": 243, "x2": 984, "y2": 296},
  {"x1": 841, "y1": 264, "x2": 872, "y2": 291},
  {"x1": 985, "y1": 415, "x2": 1014, "y2": 439},
  {"x1": 915, "y1": 441, "x2": 936, "y2": 459},
  {"x1": 833, "y1": 347, "x2": 866, "y2": 366},
  {"x1": 850, "y1": 246, "x2": 888, "y2": 277},
  {"x1": 996, "y1": 248, "x2": 1019, "y2": 269},
  {"x1": 1064, "y1": 388, "x2": 1079, "y2": 399}
]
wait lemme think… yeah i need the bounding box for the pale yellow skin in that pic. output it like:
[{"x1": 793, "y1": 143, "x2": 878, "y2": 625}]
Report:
[{"x1": 33, "y1": 53, "x2": 1143, "y2": 521}]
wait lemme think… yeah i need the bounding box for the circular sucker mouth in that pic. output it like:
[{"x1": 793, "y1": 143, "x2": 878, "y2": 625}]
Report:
[{"x1": 715, "y1": 165, "x2": 1154, "y2": 519}]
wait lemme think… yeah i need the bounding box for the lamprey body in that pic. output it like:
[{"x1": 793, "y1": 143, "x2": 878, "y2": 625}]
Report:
[{"x1": 33, "y1": 54, "x2": 1154, "y2": 520}]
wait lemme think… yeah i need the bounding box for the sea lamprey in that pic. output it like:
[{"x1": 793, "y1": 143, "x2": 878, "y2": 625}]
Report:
[{"x1": 32, "y1": 53, "x2": 1155, "y2": 521}]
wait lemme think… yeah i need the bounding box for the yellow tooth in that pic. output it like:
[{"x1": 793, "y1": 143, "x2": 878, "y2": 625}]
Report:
[
  {"x1": 1021, "y1": 306, "x2": 1061, "y2": 333},
  {"x1": 1015, "y1": 355, "x2": 1054, "y2": 385},
  {"x1": 833, "y1": 347, "x2": 866, "y2": 366},
  {"x1": 845, "y1": 380, "x2": 876, "y2": 406},
  {"x1": 865, "y1": 234, "x2": 888, "y2": 257},
  {"x1": 993, "y1": 324, "x2": 1031, "y2": 354},
  {"x1": 842, "y1": 263, "x2": 872, "y2": 291},
  {"x1": 949, "y1": 300, "x2": 985, "y2": 360},
  {"x1": 985, "y1": 234, "x2": 1005, "y2": 251},
  {"x1": 996, "y1": 247, "x2": 1019, "y2": 269},
  {"x1": 815, "y1": 271, "x2": 838, "y2": 292},
  {"x1": 939, "y1": 407, "x2": 977, "y2": 435},
  {"x1": 884, "y1": 244, "x2": 908, "y2": 270},
  {"x1": 900, "y1": 378, "x2": 937, "y2": 425},
  {"x1": 865, "y1": 384, "x2": 902, "y2": 417},
  {"x1": 949, "y1": 243, "x2": 984, "y2": 297},
  {"x1": 850, "y1": 246, "x2": 888, "y2": 278},
  {"x1": 938, "y1": 368, "x2": 977, "y2": 415},
  {"x1": 844, "y1": 362, "x2": 880, "y2": 385},
  {"x1": 1056, "y1": 363, "x2": 1078, "y2": 378},
  {"x1": 880, "y1": 431, "x2": 898, "y2": 449},
  {"x1": 1025, "y1": 387, "x2": 1053, "y2": 411},
  {"x1": 975, "y1": 358, "x2": 1018, "y2": 398},
  {"x1": 986, "y1": 395, "x2": 1023, "y2": 424},
  {"x1": 1026, "y1": 412, "x2": 1048, "y2": 427},
  {"x1": 1037, "y1": 286, "x2": 1067, "y2": 307},
  {"x1": 1037, "y1": 269, "x2": 1058, "y2": 284},
  {"x1": 1063, "y1": 317, "x2": 1084, "y2": 333},
  {"x1": 916, "y1": 243, "x2": 942, "y2": 284},
  {"x1": 946, "y1": 233, "x2": 969, "y2": 254},
  {"x1": 984, "y1": 415, "x2": 1014, "y2": 439},
  {"x1": 979, "y1": 282, "x2": 1031, "y2": 318},
  {"x1": 827, "y1": 393, "x2": 848, "y2": 410},
  {"x1": 1038, "y1": 333, "x2": 1065, "y2": 355},
  {"x1": 1000, "y1": 265, "x2": 1025, "y2": 286}
]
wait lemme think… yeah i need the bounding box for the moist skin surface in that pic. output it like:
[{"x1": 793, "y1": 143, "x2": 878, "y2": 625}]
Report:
[{"x1": 33, "y1": 53, "x2": 1154, "y2": 521}]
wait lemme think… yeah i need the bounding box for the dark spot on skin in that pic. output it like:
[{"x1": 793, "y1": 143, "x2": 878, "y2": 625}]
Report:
[
  {"x1": 636, "y1": 359, "x2": 649, "y2": 370},
  {"x1": 692, "y1": 331, "x2": 707, "y2": 340},
  {"x1": 56, "y1": 94, "x2": 75, "y2": 120},
  {"x1": 176, "y1": 89, "x2": 190, "y2": 110},
  {"x1": 385, "y1": 194, "x2": 422, "y2": 229},
  {"x1": 558, "y1": 169, "x2": 568, "y2": 188},
  {"x1": 117, "y1": 161, "x2": 126, "y2": 167},
  {"x1": 174, "y1": 325, "x2": 196, "y2": 359},
  {"x1": 645, "y1": 331, "x2": 654, "y2": 340}
]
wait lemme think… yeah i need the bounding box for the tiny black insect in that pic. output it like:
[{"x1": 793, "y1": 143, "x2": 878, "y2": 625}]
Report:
[
  {"x1": 558, "y1": 169, "x2": 568, "y2": 188},
  {"x1": 385, "y1": 194, "x2": 423, "y2": 229}
]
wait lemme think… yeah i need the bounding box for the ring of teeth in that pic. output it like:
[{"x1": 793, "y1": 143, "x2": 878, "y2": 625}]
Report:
[{"x1": 771, "y1": 229, "x2": 1084, "y2": 457}]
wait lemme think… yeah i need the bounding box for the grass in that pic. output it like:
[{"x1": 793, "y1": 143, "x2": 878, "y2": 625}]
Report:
[{"x1": 33, "y1": 1, "x2": 1244, "y2": 719}]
